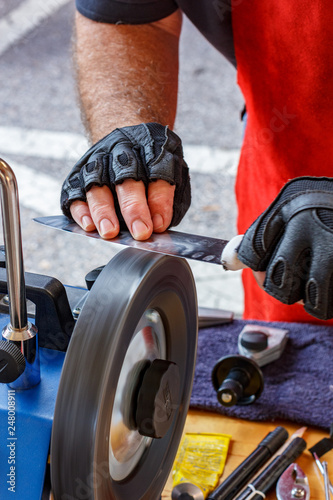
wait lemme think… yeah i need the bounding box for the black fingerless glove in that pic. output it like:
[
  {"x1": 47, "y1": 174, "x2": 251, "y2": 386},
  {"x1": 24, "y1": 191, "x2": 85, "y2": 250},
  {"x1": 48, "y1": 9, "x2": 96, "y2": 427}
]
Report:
[
  {"x1": 237, "y1": 177, "x2": 333, "y2": 320},
  {"x1": 60, "y1": 123, "x2": 191, "y2": 227}
]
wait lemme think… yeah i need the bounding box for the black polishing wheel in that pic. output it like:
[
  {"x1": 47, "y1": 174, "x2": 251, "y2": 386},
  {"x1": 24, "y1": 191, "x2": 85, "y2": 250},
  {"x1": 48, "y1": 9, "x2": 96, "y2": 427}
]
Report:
[{"x1": 51, "y1": 248, "x2": 198, "y2": 500}]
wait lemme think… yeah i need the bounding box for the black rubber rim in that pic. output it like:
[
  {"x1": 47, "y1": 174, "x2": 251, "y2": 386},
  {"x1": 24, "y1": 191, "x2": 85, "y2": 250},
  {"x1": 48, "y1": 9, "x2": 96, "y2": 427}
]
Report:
[{"x1": 51, "y1": 248, "x2": 198, "y2": 500}]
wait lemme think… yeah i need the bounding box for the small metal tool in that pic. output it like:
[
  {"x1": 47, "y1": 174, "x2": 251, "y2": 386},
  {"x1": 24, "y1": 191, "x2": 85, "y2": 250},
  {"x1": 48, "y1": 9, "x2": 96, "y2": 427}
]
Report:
[
  {"x1": 313, "y1": 452, "x2": 333, "y2": 497},
  {"x1": 322, "y1": 461, "x2": 331, "y2": 500},
  {"x1": 276, "y1": 463, "x2": 310, "y2": 500}
]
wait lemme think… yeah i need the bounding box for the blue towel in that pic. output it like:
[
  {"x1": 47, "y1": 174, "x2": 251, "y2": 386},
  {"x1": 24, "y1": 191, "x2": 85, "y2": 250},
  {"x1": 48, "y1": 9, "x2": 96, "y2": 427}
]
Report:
[{"x1": 190, "y1": 320, "x2": 333, "y2": 429}]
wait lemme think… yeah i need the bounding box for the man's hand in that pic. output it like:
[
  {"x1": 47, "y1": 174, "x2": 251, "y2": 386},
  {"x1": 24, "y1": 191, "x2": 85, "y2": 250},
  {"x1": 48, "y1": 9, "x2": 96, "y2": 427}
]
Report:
[
  {"x1": 68, "y1": 9, "x2": 184, "y2": 240},
  {"x1": 61, "y1": 123, "x2": 191, "y2": 240},
  {"x1": 237, "y1": 177, "x2": 333, "y2": 320}
]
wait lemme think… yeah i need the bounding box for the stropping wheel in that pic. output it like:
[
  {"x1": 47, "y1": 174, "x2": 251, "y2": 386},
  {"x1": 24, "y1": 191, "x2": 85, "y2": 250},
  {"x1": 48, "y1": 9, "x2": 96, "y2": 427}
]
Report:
[{"x1": 51, "y1": 248, "x2": 198, "y2": 500}]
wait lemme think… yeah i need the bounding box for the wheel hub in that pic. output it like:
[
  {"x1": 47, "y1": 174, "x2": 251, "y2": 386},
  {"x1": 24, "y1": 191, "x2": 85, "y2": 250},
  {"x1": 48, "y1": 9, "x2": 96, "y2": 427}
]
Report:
[{"x1": 109, "y1": 309, "x2": 167, "y2": 481}]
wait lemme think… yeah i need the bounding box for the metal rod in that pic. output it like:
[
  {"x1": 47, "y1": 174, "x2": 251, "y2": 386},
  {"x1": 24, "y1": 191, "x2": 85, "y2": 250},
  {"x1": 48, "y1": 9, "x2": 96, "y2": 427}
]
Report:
[
  {"x1": 0, "y1": 158, "x2": 40, "y2": 389},
  {"x1": 313, "y1": 453, "x2": 333, "y2": 496},
  {"x1": 322, "y1": 461, "x2": 331, "y2": 500},
  {"x1": 0, "y1": 158, "x2": 27, "y2": 330}
]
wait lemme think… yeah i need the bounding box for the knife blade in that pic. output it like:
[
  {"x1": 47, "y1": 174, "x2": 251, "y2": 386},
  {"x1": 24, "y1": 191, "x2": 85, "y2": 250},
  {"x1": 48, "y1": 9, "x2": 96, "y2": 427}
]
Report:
[{"x1": 34, "y1": 215, "x2": 246, "y2": 270}]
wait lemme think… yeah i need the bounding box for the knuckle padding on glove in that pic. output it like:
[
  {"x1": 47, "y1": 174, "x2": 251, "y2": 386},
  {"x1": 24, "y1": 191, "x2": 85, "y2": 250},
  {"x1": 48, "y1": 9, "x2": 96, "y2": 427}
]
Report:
[
  {"x1": 111, "y1": 145, "x2": 146, "y2": 183},
  {"x1": 237, "y1": 177, "x2": 333, "y2": 320},
  {"x1": 149, "y1": 151, "x2": 175, "y2": 183},
  {"x1": 303, "y1": 254, "x2": 333, "y2": 318},
  {"x1": 80, "y1": 156, "x2": 110, "y2": 189},
  {"x1": 120, "y1": 124, "x2": 177, "y2": 183},
  {"x1": 61, "y1": 122, "x2": 190, "y2": 227},
  {"x1": 60, "y1": 172, "x2": 85, "y2": 208}
]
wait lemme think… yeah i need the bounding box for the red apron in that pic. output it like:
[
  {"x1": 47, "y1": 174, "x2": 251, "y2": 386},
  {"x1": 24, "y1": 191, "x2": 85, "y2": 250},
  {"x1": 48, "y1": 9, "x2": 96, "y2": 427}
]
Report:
[{"x1": 232, "y1": 1, "x2": 333, "y2": 323}]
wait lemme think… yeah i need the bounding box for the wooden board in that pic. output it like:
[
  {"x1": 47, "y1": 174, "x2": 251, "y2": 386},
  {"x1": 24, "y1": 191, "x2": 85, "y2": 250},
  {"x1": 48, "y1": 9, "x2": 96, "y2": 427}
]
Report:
[{"x1": 162, "y1": 409, "x2": 333, "y2": 499}]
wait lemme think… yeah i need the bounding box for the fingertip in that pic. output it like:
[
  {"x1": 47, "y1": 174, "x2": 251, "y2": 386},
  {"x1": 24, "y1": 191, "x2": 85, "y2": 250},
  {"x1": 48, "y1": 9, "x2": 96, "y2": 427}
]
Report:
[
  {"x1": 81, "y1": 215, "x2": 95, "y2": 231},
  {"x1": 131, "y1": 219, "x2": 152, "y2": 240},
  {"x1": 152, "y1": 213, "x2": 165, "y2": 232},
  {"x1": 70, "y1": 201, "x2": 96, "y2": 232},
  {"x1": 99, "y1": 218, "x2": 119, "y2": 239},
  {"x1": 148, "y1": 181, "x2": 174, "y2": 231},
  {"x1": 152, "y1": 213, "x2": 166, "y2": 231}
]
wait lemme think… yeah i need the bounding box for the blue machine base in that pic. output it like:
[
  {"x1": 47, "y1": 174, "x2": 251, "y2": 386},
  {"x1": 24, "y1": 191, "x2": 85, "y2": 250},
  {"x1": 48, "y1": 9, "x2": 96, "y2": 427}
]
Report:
[{"x1": 0, "y1": 345, "x2": 65, "y2": 499}]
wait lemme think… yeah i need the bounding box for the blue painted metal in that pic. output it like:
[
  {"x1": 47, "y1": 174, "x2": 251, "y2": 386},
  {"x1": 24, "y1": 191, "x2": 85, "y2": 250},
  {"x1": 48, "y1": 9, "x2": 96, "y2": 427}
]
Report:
[{"x1": 0, "y1": 310, "x2": 65, "y2": 500}]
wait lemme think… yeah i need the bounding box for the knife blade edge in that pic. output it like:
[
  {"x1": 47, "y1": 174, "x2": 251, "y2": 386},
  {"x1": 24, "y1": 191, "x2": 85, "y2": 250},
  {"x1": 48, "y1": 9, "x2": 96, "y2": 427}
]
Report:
[{"x1": 34, "y1": 215, "x2": 228, "y2": 265}]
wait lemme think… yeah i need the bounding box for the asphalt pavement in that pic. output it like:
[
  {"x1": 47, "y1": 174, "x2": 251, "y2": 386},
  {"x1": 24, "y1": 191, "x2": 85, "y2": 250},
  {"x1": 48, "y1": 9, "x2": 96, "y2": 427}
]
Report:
[{"x1": 0, "y1": 0, "x2": 245, "y2": 316}]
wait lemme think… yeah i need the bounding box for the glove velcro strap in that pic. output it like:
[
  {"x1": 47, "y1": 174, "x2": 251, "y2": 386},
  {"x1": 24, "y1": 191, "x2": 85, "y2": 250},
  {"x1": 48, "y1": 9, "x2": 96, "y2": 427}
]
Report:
[{"x1": 280, "y1": 191, "x2": 333, "y2": 221}]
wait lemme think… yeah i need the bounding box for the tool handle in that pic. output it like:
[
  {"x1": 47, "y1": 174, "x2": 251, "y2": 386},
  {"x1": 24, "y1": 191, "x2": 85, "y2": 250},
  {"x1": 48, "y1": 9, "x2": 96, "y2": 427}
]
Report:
[
  {"x1": 207, "y1": 426, "x2": 288, "y2": 500},
  {"x1": 234, "y1": 437, "x2": 307, "y2": 500},
  {"x1": 221, "y1": 235, "x2": 247, "y2": 271}
]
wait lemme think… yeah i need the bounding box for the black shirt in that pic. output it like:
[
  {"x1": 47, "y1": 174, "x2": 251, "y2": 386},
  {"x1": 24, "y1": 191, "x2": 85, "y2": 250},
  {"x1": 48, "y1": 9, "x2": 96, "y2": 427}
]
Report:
[{"x1": 75, "y1": 0, "x2": 236, "y2": 66}]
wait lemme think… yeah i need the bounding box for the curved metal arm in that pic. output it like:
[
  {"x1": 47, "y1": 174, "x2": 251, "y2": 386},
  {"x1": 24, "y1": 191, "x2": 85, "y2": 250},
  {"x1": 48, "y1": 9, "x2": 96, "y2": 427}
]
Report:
[
  {"x1": 0, "y1": 158, "x2": 40, "y2": 388},
  {"x1": 0, "y1": 159, "x2": 27, "y2": 330}
]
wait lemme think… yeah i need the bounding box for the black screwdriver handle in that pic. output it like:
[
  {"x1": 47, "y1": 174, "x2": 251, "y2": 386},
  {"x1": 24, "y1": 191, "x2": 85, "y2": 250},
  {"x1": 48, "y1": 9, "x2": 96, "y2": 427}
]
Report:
[
  {"x1": 207, "y1": 426, "x2": 288, "y2": 500},
  {"x1": 234, "y1": 437, "x2": 307, "y2": 500}
]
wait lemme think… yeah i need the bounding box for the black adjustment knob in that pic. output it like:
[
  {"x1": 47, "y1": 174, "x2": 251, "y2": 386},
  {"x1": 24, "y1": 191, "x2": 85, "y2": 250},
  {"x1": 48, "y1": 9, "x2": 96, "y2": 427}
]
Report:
[
  {"x1": 240, "y1": 330, "x2": 268, "y2": 352},
  {"x1": 136, "y1": 359, "x2": 180, "y2": 438},
  {"x1": 121, "y1": 360, "x2": 151, "y2": 431},
  {"x1": 85, "y1": 266, "x2": 105, "y2": 290},
  {"x1": 0, "y1": 340, "x2": 25, "y2": 383},
  {"x1": 212, "y1": 355, "x2": 264, "y2": 407},
  {"x1": 216, "y1": 375, "x2": 245, "y2": 407}
]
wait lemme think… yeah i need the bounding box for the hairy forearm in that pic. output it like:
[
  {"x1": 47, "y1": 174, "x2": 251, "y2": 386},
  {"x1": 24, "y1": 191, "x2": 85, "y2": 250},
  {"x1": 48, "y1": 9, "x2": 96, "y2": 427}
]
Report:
[{"x1": 74, "y1": 10, "x2": 182, "y2": 143}]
